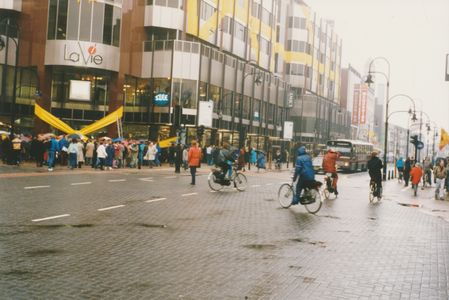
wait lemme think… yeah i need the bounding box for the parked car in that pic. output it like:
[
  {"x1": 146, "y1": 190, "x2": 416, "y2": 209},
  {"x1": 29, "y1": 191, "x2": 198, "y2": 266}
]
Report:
[{"x1": 312, "y1": 156, "x2": 324, "y2": 174}]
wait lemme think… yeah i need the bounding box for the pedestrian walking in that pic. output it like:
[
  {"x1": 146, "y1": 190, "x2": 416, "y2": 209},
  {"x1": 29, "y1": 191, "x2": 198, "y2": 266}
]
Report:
[
  {"x1": 237, "y1": 148, "x2": 245, "y2": 171},
  {"x1": 129, "y1": 142, "x2": 139, "y2": 168},
  {"x1": 251, "y1": 148, "x2": 257, "y2": 166},
  {"x1": 76, "y1": 140, "x2": 84, "y2": 169},
  {"x1": 256, "y1": 152, "x2": 267, "y2": 172},
  {"x1": 187, "y1": 140, "x2": 202, "y2": 185},
  {"x1": 68, "y1": 139, "x2": 79, "y2": 169},
  {"x1": 422, "y1": 157, "x2": 433, "y2": 188},
  {"x1": 155, "y1": 142, "x2": 162, "y2": 166},
  {"x1": 168, "y1": 143, "x2": 176, "y2": 166},
  {"x1": 206, "y1": 145, "x2": 212, "y2": 165},
  {"x1": 433, "y1": 160, "x2": 447, "y2": 200},
  {"x1": 47, "y1": 135, "x2": 60, "y2": 171},
  {"x1": 59, "y1": 135, "x2": 69, "y2": 166},
  {"x1": 146, "y1": 142, "x2": 157, "y2": 168},
  {"x1": 85, "y1": 140, "x2": 95, "y2": 166},
  {"x1": 96, "y1": 140, "x2": 107, "y2": 170},
  {"x1": 182, "y1": 145, "x2": 189, "y2": 171},
  {"x1": 105, "y1": 140, "x2": 115, "y2": 170},
  {"x1": 410, "y1": 163, "x2": 423, "y2": 196},
  {"x1": 212, "y1": 145, "x2": 220, "y2": 167},
  {"x1": 404, "y1": 157, "x2": 411, "y2": 186}
]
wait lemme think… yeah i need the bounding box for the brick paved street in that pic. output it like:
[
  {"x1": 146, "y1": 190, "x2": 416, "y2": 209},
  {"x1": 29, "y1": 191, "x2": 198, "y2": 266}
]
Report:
[{"x1": 1, "y1": 163, "x2": 449, "y2": 299}]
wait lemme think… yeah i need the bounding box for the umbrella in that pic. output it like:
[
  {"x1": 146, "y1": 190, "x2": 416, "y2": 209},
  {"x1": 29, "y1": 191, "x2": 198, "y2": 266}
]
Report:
[
  {"x1": 229, "y1": 146, "x2": 237, "y2": 151},
  {"x1": 113, "y1": 138, "x2": 124, "y2": 142},
  {"x1": 38, "y1": 133, "x2": 54, "y2": 138},
  {"x1": 254, "y1": 149, "x2": 265, "y2": 154},
  {"x1": 139, "y1": 139, "x2": 148, "y2": 142},
  {"x1": 20, "y1": 136, "x2": 31, "y2": 142},
  {"x1": 57, "y1": 135, "x2": 64, "y2": 139},
  {"x1": 67, "y1": 133, "x2": 87, "y2": 140},
  {"x1": 0, "y1": 131, "x2": 10, "y2": 135},
  {"x1": 100, "y1": 136, "x2": 111, "y2": 140}
]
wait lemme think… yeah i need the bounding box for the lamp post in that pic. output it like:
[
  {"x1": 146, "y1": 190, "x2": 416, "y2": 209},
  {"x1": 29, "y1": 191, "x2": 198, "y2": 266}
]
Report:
[
  {"x1": 379, "y1": 95, "x2": 416, "y2": 181},
  {"x1": 410, "y1": 109, "x2": 430, "y2": 163},
  {"x1": 239, "y1": 60, "x2": 263, "y2": 152},
  {"x1": 433, "y1": 127, "x2": 438, "y2": 165}
]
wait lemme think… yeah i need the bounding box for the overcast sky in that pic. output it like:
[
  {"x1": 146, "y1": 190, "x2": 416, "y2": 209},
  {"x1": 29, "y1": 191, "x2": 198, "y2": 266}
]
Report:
[{"x1": 307, "y1": 0, "x2": 449, "y2": 131}]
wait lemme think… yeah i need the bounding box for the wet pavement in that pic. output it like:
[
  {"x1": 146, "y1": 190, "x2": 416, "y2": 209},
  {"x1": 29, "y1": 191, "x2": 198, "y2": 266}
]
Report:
[{"x1": 1, "y1": 163, "x2": 449, "y2": 299}]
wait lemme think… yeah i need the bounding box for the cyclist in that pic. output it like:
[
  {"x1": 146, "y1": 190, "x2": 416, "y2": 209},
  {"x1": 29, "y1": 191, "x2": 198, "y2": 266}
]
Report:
[
  {"x1": 216, "y1": 142, "x2": 235, "y2": 182},
  {"x1": 422, "y1": 157, "x2": 433, "y2": 188},
  {"x1": 396, "y1": 157, "x2": 404, "y2": 179},
  {"x1": 410, "y1": 163, "x2": 423, "y2": 197},
  {"x1": 367, "y1": 151, "x2": 383, "y2": 200},
  {"x1": 292, "y1": 147, "x2": 315, "y2": 205},
  {"x1": 322, "y1": 148, "x2": 341, "y2": 195},
  {"x1": 274, "y1": 150, "x2": 282, "y2": 170}
]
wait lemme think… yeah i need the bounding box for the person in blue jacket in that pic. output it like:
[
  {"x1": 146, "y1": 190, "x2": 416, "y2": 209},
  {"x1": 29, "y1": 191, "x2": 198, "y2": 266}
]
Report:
[
  {"x1": 250, "y1": 148, "x2": 257, "y2": 166},
  {"x1": 396, "y1": 157, "x2": 404, "y2": 173},
  {"x1": 292, "y1": 147, "x2": 315, "y2": 205},
  {"x1": 155, "y1": 142, "x2": 162, "y2": 166},
  {"x1": 256, "y1": 152, "x2": 266, "y2": 172}
]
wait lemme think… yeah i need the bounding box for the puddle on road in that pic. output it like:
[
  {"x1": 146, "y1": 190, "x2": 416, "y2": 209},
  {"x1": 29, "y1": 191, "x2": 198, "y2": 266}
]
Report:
[
  {"x1": 134, "y1": 223, "x2": 167, "y2": 228},
  {"x1": 2, "y1": 270, "x2": 33, "y2": 276},
  {"x1": 27, "y1": 249, "x2": 65, "y2": 256},
  {"x1": 243, "y1": 244, "x2": 276, "y2": 250}
]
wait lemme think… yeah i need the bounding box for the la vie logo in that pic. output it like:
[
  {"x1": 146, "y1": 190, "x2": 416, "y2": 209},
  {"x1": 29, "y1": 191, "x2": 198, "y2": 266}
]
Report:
[{"x1": 64, "y1": 42, "x2": 103, "y2": 66}]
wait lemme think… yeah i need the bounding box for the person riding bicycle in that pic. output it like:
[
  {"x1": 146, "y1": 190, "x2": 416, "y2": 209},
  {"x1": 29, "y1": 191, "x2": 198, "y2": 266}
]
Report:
[
  {"x1": 216, "y1": 142, "x2": 235, "y2": 182},
  {"x1": 396, "y1": 157, "x2": 404, "y2": 177},
  {"x1": 422, "y1": 157, "x2": 433, "y2": 187},
  {"x1": 274, "y1": 150, "x2": 282, "y2": 170},
  {"x1": 322, "y1": 148, "x2": 341, "y2": 195},
  {"x1": 292, "y1": 147, "x2": 315, "y2": 205},
  {"x1": 367, "y1": 151, "x2": 383, "y2": 200}
]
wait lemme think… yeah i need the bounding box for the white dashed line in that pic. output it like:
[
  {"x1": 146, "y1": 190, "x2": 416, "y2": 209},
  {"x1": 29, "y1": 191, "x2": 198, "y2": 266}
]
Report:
[
  {"x1": 31, "y1": 214, "x2": 70, "y2": 222},
  {"x1": 24, "y1": 186, "x2": 50, "y2": 190},
  {"x1": 139, "y1": 177, "x2": 154, "y2": 180},
  {"x1": 109, "y1": 179, "x2": 126, "y2": 182},
  {"x1": 209, "y1": 191, "x2": 217, "y2": 193},
  {"x1": 251, "y1": 185, "x2": 261, "y2": 187},
  {"x1": 164, "y1": 176, "x2": 177, "y2": 179},
  {"x1": 71, "y1": 182, "x2": 91, "y2": 186},
  {"x1": 146, "y1": 198, "x2": 167, "y2": 203},
  {"x1": 98, "y1": 205, "x2": 125, "y2": 211},
  {"x1": 266, "y1": 183, "x2": 273, "y2": 186},
  {"x1": 181, "y1": 193, "x2": 198, "y2": 197}
]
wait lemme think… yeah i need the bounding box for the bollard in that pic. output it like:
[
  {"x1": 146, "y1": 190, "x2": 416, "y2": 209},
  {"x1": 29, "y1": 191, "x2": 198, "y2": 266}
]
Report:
[{"x1": 388, "y1": 170, "x2": 390, "y2": 180}]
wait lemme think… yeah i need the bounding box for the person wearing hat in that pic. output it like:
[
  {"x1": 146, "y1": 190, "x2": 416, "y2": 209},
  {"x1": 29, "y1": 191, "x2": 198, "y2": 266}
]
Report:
[
  {"x1": 410, "y1": 162, "x2": 423, "y2": 197},
  {"x1": 367, "y1": 151, "x2": 383, "y2": 200},
  {"x1": 322, "y1": 148, "x2": 341, "y2": 195},
  {"x1": 433, "y1": 159, "x2": 447, "y2": 200}
]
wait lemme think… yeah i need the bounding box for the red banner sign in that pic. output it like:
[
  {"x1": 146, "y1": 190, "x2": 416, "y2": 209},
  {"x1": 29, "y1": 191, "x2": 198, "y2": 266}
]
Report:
[
  {"x1": 352, "y1": 90, "x2": 360, "y2": 124},
  {"x1": 359, "y1": 89, "x2": 367, "y2": 124}
]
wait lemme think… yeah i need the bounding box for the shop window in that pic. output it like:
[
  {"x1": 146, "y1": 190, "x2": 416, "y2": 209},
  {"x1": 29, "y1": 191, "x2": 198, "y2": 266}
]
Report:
[
  {"x1": 209, "y1": 85, "x2": 220, "y2": 113},
  {"x1": 199, "y1": 82, "x2": 207, "y2": 102},
  {"x1": 153, "y1": 78, "x2": 171, "y2": 106},
  {"x1": 137, "y1": 78, "x2": 152, "y2": 107},
  {"x1": 222, "y1": 89, "x2": 233, "y2": 116},
  {"x1": 173, "y1": 79, "x2": 197, "y2": 109}
]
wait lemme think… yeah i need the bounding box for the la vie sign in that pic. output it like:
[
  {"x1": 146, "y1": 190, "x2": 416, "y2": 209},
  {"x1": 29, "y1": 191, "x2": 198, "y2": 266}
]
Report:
[{"x1": 64, "y1": 42, "x2": 103, "y2": 66}]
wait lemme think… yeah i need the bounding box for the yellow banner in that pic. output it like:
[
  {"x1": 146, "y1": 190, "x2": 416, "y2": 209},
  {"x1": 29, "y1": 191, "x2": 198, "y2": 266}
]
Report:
[
  {"x1": 159, "y1": 137, "x2": 178, "y2": 148},
  {"x1": 34, "y1": 104, "x2": 123, "y2": 136},
  {"x1": 439, "y1": 128, "x2": 449, "y2": 150}
]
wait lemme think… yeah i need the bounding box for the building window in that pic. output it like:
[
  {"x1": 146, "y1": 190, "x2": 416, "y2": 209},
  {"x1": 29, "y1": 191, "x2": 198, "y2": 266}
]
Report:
[
  {"x1": 56, "y1": 0, "x2": 68, "y2": 39},
  {"x1": 234, "y1": 21, "x2": 246, "y2": 42},
  {"x1": 252, "y1": 2, "x2": 260, "y2": 18},
  {"x1": 261, "y1": 8, "x2": 271, "y2": 26},
  {"x1": 103, "y1": 4, "x2": 113, "y2": 45},
  {"x1": 173, "y1": 79, "x2": 197, "y2": 109},
  {"x1": 200, "y1": 1, "x2": 216, "y2": 21},
  {"x1": 47, "y1": 0, "x2": 58, "y2": 40}
]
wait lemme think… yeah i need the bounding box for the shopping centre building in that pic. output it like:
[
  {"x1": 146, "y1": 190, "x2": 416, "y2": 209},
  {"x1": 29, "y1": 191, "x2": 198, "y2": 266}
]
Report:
[{"x1": 0, "y1": 0, "x2": 349, "y2": 155}]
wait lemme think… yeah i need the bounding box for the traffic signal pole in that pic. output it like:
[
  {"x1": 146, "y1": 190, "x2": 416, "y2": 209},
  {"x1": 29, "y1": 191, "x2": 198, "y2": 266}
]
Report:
[{"x1": 174, "y1": 105, "x2": 182, "y2": 174}]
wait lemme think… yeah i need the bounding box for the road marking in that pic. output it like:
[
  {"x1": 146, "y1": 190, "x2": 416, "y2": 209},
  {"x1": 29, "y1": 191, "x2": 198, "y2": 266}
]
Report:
[
  {"x1": 98, "y1": 205, "x2": 125, "y2": 211},
  {"x1": 31, "y1": 214, "x2": 70, "y2": 222},
  {"x1": 139, "y1": 177, "x2": 154, "y2": 180},
  {"x1": 146, "y1": 198, "x2": 167, "y2": 203},
  {"x1": 71, "y1": 182, "x2": 91, "y2": 186},
  {"x1": 181, "y1": 193, "x2": 198, "y2": 197},
  {"x1": 109, "y1": 179, "x2": 126, "y2": 182},
  {"x1": 24, "y1": 186, "x2": 50, "y2": 190},
  {"x1": 266, "y1": 183, "x2": 273, "y2": 186},
  {"x1": 164, "y1": 176, "x2": 177, "y2": 179},
  {"x1": 139, "y1": 179, "x2": 154, "y2": 182},
  {"x1": 210, "y1": 191, "x2": 217, "y2": 193},
  {"x1": 400, "y1": 187, "x2": 410, "y2": 192},
  {"x1": 251, "y1": 185, "x2": 261, "y2": 187}
]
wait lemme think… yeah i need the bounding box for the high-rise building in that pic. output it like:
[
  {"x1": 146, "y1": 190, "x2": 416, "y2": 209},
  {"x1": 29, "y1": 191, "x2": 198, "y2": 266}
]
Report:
[{"x1": 0, "y1": 0, "x2": 349, "y2": 155}]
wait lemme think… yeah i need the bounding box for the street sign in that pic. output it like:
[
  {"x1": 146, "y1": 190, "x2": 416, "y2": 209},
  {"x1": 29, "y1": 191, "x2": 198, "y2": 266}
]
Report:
[{"x1": 417, "y1": 141, "x2": 424, "y2": 150}]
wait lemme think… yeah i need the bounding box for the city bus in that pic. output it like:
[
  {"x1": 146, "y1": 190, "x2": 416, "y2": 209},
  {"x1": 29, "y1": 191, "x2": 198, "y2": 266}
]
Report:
[{"x1": 326, "y1": 139, "x2": 374, "y2": 172}]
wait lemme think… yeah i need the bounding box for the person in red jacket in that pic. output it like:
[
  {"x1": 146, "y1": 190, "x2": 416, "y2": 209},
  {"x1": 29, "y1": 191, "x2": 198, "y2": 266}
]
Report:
[
  {"x1": 188, "y1": 140, "x2": 202, "y2": 185},
  {"x1": 322, "y1": 148, "x2": 341, "y2": 195},
  {"x1": 410, "y1": 163, "x2": 423, "y2": 196}
]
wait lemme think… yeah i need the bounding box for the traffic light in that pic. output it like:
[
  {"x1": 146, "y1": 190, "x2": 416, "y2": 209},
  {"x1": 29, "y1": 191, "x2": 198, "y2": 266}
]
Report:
[
  {"x1": 197, "y1": 125, "x2": 205, "y2": 141},
  {"x1": 410, "y1": 135, "x2": 419, "y2": 147},
  {"x1": 173, "y1": 105, "x2": 182, "y2": 127}
]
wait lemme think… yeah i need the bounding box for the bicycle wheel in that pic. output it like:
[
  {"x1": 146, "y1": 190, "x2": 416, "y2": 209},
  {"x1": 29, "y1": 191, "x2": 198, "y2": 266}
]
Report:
[
  {"x1": 208, "y1": 172, "x2": 223, "y2": 191},
  {"x1": 234, "y1": 173, "x2": 247, "y2": 191},
  {"x1": 304, "y1": 189, "x2": 322, "y2": 214},
  {"x1": 278, "y1": 184, "x2": 294, "y2": 208},
  {"x1": 323, "y1": 187, "x2": 330, "y2": 199},
  {"x1": 369, "y1": 183, "x2": 375, "y2": 202}
]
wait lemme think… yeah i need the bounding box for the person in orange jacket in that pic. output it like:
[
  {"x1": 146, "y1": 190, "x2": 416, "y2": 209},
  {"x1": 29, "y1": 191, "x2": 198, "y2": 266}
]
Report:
[
  {"x1": 187, "y1": 140, "x2": 202, "y2": 185},
  {"x1": 322, "y1": 148, "x2": 341, "y2": 195},
  {"x1": 410, "y1": 163, "x2": 423, "y2": 196}
]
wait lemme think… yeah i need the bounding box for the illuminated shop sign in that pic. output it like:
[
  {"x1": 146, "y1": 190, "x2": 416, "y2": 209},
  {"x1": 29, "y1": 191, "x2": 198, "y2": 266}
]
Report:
[{"x1": 154, "y1": 93, "x2": 170, "y2": 106}]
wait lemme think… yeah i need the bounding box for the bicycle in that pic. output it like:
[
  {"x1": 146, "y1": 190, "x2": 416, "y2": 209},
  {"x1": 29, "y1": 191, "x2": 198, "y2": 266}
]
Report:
[
  {"x1": 278, "y1": 178, "x2": 323, "y2": 213},
  {"x1": 398, "y1": 171, "x2": 403, "y2": 183},
  {"x1": 323, "y1": 173, "x2": 337, "y2": 199},
  {"x1": 208, "y1": 163, "x2": 247, "y2": 192},
  {"x1": 369, "y1": 180, "x2": 380, "y2": 202}
]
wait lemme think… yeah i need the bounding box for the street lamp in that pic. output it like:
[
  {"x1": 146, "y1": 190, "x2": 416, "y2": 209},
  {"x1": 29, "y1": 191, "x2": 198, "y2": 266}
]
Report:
[
  {"x1": 381, "y1": 94, "x2": 416, "y2": 181},
  {"x1": 239, "y1": 59, "x2": 263, "y2": 151}
]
